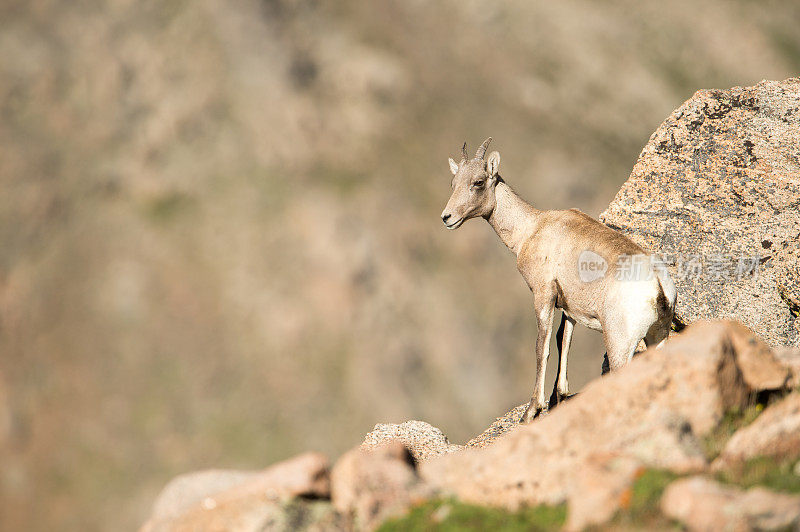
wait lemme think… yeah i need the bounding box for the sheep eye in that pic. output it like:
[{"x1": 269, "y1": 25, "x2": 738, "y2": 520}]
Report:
[{"x1": 472, "y1": 180, "x2": 485, "y2": 188}]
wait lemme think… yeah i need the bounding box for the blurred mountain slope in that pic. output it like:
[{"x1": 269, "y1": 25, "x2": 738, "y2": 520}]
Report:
[{"x1": 0, "y1": 0, "x2": 798, "y2": 530}]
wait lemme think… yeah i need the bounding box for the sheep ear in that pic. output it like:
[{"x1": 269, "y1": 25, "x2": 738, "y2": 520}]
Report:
[
  {"x1": 486, "y1": 151, "x2": 500, "y2": 176},
  {"x1": 448, "y1": 158, "x2": 459, "y2": 175}
]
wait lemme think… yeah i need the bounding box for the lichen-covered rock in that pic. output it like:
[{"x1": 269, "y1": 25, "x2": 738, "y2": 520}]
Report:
[
  {"x1": 713, "y1": 392, "x2": 800, "y2": 471},
  {"x1": 362, "y1": 405, "x2": 534, "y2": 461},
  {"x1": 600, "y1": 77, "x2": 800, "y2": 347},
  {"x1": 466, "y1": 403, "x2": 527, "y2": 449},
  {"x1": 661, "y1": 476, "x2": 800, "y2": 531},
  {"x1": 361, "y1": 420, "x2": 462, "y2": 461}
]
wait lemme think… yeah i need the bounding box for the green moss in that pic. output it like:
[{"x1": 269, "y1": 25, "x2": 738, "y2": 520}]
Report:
[
  {"x1": 609, "y1": 469, "x2": 679, "y2": 529},
  {"x1": 702, "y1": 404, "x2": 763, "y2": 461},
  {"x1": 717, "y1": 457, "x2": 800, "y2": 494},
  {"x1": 377, "y1": 499, "x2": 566, "y2": 532},
  {"x1": 630, "y1": 470, "x2": 678, "y2": 513}
]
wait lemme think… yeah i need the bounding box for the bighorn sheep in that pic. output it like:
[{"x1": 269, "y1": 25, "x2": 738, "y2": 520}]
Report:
[{"x1": 441, "y1": 138, "x2": 676, "y2": 423}]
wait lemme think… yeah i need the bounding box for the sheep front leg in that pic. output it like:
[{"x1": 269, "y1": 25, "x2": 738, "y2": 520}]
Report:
[{"x1": 520, "y1": 297, "x2": 556, "y2": 424}]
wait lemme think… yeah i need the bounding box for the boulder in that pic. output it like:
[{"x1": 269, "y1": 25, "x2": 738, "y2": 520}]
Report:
[
  {"x1": 361, "y1": 420, "x2": 461, "y2": 461},
  {"x1": 713, "y1": 392, "x2": 800, "y2": 471},
  {"x1": 141, "y1": 452, "x2": 331, "y2": 532},
  {"x1": 419, "y1": 320, "x2": 783, "y2": 530},
  {"x1": 600, "y1": 77, "x2": 800, "y2": 347},
  {"x1": 150, "y1": 470, "x2": 262, "y2": 523},
  {"x1": 331, "y1": 442, "x2": 431, "y2": 531},
  {"x1": 661, "y1": 476, "x2": 800, "y2": 531}
]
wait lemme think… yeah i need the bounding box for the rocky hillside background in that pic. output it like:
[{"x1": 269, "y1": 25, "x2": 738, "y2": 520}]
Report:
[{"x1": 1, "y1": 1, "x2": 800, "y2": 531}]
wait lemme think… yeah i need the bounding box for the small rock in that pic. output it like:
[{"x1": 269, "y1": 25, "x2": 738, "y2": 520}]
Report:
[
  {"x1": 774, "y1": 347, "x2": 800, "y2": 388},
  {"x1": 725, "y1": 321, "x2": 791, "y2": 390},
  {"x1": 361, "y1": 420, "x2": 462, "y2": 461},
  {"x1": 661, "y1": 476, "x2": 800, "y2": 531},
  {"x1": 331, "y1": 441, "x2": 431, "y2": 531},
  {"x1": 713, "y1": 392, "x2": 800, "y2": 471}
]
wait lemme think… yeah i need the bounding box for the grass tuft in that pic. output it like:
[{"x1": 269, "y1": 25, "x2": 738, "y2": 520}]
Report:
[
  {"x1": 702, "y1": 404, "x2": 763, "y2": 461},
  {"x1": 717, "y1": 457, "x2": 800, "y2": 494},
  {"x1": 377, "y1": 499, "x2": 566, "y2": 532},
  {"x1": 610, "y1": 469, "x2": 679, "y2": 529}
]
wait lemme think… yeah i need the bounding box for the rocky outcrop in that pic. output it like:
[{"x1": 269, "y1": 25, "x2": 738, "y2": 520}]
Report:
[
  {"x1": 419, "y1": 320, "x2": 789, "y2": 530},
  {"x1": 600, "y1": 78, "x2": 800, "y2": 347},
  {"x1": 661, "y1": 476, "x2": 800, "y2": 531},
  {"x1": 713, "y1": 393, "x2": 800, "y2": 471},
  {"x1": 143, "y1": 320, "x2": 800, "y2": 531}
]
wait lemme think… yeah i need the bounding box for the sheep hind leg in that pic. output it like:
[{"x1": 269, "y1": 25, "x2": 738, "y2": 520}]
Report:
[
  {"x1": 603, "y1": 330, "x2": 642, "y2": 372},
  {"x1": 644, "y1": 318, "x2": 671, "y2": 350},
  {"x1": 548, "y1": 313, "x2": 574, "y2": 409}
]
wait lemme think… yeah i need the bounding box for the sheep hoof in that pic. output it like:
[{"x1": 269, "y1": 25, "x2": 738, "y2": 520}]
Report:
[{"x1": 519, "y1": 403, "x2": 548, "y2": 424}]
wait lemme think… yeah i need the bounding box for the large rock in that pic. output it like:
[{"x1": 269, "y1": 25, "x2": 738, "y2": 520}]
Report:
[
  {"x1": 420, "y1": 320, "x2": 786, "y2": 530},
  {"x1": 661, "y1": 476, "x2": 800, "y2": 531},
  {"x1": 600, "y1": 77, "x2": 800, "y2": 347},
  {"x1": 713, "y1": 392, "x2": 800, "y2": 471},
  {"x1": 331, "y1": 442, "x2": 431, "y2": 531},
  {"x1": 149, "y1": 470, "x2": 262, "y2": 523},
  {"x1": 141, "y1": 452, "x2": 332, "y2": 532}
]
